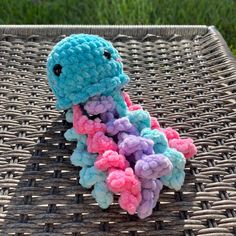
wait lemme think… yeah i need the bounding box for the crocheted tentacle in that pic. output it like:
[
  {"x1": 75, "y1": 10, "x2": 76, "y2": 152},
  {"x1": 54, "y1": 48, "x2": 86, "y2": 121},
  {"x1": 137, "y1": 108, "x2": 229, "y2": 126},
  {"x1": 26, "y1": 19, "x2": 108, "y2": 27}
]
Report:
[
  {"x1": 127, "y1": 110, "x2": 151, "y2": 133},
  {"x1": 117, "y1": 133, "x2": 172, "y2": 179},
  {"x1": 95, "y1": 150, "x2": 129, "y2": 171},
  {"x1": 79, "y1": 166, "x2": 106, "y2": 189},
  {"x1": 73, "y1": 95, "x2": 142, "y2": 212},
  {"x1": 153, "y1": 127, "x2": 197, "y2": 159},
  {"x1": 100, "y1": 111, "x2": 116, "y2": 123},
  {"x1": 64, "y1": 129, "x2": 96, "y2": 167},
  {"x1": 116, "y1": 132, "x2": 172, "y2": 216},
  {"x1": 119, "y1": 191, "x2": 142, "y2": 215},
  {"x1": 118, "y1": 134, "x2": 154, "y2": 156},
  {"x1": 84, "y1": 95, "x2": 115, "y2": 115},
  {"x1": 65, "y1": 108, "x2": 73, "y2": 123},
  {"x1": 123, "y1": 92, "x2": 159, "y2": 130},
  {"x1": 141, "y1": 128, "x2": 168, "y2": 154},
  {"x1": 98, "y1": 150, "x2": 141, "y2": 214},
  {"x1": 107, "y1": 167, "x2": 142, "y2": 214},
  {"x1": 83, "y1": 99, "x2": 143, "y2": 214},
  {"x1": 111, "y1": 90, "x2": 129, "y2": 117},
  {"x1": 137, "y1": 179, "x2": 163, "y2": 219},
  {"x1": 162, "y1": 127, "x2": 180, "y2": 140},
  {"x1": 106, "y1": 117, "x2": 138, "y2": 136},
  {"x1": 160, "y1": 148, "x2": 186, "y2": 190},
  {"x1": 72, "y1": 99, "x2": 117, "y2": 209},
  {"x1": 80, "y1": 157, "x2": 114, "y2": 209},
  {"x1": 122, "y1": 92, "x2": 197, "y2": 159},
  {"x1": 122, "y1": 91, "x2": 132, "y2": 107},
  {"x1": 70, "y1": 146, "x2": 97, "y2": 167},
  {"x1": 66, "y1": 135, "x2": 113, "y2": 208},
  {"x1": 73, "y1": 104, "x2": 118, "y2": 154},
  {"x1": 122, "y1": 91, "x2": 142, "y2": 111},
  {"x1": 99, "y1": 110, "x2": 149, "y2": 214},
  {"x1": 135, "y1": 154, "x2": 173, "y2": 179},
  {"x1": 150, "y1": 117, "x2": 161, "y2": 129},
  {"x1": 64, "y1": 127, "x2": 84, "y2": 142},
  {"x1": 169, "y1": 138, "x2": 197, "y2": 159},
  {"x1": 87, "y1": 132, "x2": 118, "y2": 153},
  {"x1": 73, "y1": 105, "x2": 106, "y2": 135},
  {"x1": 121, "y1": 92, "x2": 153, "y2": 132},
  {"x1": 151, "y1": 119, "x2": 196, "y2": 160},
  {"x1": 92, "y1": 182, "x2": 113, "y2": 209}
]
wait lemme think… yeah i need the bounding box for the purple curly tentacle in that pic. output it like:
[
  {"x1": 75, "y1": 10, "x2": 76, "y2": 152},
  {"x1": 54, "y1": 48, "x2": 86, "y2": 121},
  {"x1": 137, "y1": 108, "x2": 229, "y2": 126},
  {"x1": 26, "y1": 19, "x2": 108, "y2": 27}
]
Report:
[
  {"x1": 118, "y1": 134, "x2": 154, "y2": 156},
  {"x1": 84, "y1": 95, "x2": 115, "y2": 115},
  {"x1": 106, "y1": 117, "x2": 138, "y2": 136},
  {"x1": 137, "y1": 179, "x2": 163, "y2": 219},
  {"x1": 135, "y1": 154, "x2": 173, "y2": 179}
]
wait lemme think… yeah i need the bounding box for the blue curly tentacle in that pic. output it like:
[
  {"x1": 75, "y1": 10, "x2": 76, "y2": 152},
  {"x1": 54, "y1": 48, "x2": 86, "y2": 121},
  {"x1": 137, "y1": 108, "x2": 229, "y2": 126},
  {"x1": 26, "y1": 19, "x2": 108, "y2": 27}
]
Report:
[{"x1": 64, "y1": 126, "x2": 113, "y2": 208}]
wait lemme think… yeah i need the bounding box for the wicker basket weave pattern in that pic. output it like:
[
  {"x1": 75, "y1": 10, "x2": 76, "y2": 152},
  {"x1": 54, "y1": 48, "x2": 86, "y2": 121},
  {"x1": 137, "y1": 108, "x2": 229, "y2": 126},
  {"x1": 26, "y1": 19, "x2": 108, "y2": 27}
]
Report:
[{"x1": 0, "y1": 25, "x2": 235, "y2": 236}]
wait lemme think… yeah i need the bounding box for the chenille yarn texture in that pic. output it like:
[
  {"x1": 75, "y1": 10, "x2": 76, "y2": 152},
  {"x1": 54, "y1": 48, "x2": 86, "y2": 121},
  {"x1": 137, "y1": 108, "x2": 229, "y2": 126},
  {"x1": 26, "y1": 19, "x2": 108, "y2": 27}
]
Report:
[{"x1": 47, "y1": 34, "x2": 197, "y2": 219}]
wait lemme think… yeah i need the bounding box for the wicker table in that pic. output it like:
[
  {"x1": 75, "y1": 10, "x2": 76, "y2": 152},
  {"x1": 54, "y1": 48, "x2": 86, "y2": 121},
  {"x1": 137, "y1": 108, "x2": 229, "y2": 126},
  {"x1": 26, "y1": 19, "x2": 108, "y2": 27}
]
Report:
[{"x1": 0, "y1": 25, "x2": 235, "y2": 236}]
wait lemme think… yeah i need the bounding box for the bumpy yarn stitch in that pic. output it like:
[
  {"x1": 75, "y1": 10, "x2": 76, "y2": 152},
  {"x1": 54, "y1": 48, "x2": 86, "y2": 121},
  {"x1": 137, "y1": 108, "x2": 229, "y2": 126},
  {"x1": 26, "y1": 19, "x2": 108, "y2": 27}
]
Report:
[
  {"x1": 47, "y1": 34, "x2": 129, "y2": 110},
  {"x1": 47, "y1": 33, "x2": 197, "y2": 219}
]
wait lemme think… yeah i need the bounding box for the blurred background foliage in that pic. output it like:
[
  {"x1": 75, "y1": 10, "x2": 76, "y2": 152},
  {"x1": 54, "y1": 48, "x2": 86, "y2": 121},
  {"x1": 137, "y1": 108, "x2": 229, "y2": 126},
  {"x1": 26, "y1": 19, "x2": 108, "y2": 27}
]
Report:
[{"x1": 0, "y1": 0, "x2": 235, "y2": 55}]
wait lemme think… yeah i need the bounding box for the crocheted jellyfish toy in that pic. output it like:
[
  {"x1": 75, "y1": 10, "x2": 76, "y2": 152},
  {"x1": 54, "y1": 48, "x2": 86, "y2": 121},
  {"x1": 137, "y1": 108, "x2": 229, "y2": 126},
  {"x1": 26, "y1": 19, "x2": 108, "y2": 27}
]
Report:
[{"x1": 47, "y1": 34, "x2": 197, "y2": 219}]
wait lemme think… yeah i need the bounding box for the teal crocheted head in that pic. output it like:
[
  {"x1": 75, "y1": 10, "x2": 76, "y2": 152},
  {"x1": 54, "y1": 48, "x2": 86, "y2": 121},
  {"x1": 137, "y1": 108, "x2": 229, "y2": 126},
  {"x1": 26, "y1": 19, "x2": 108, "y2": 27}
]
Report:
[{"x1": 47, "y1": 34, "x2": 129, "y2": 110}]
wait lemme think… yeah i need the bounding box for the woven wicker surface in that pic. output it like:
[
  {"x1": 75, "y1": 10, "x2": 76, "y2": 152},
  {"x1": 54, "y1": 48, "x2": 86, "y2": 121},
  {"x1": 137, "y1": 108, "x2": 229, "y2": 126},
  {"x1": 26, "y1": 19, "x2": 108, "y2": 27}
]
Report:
[{"x1": 0, "y1": 25, "x2": 235, "y2": 236}]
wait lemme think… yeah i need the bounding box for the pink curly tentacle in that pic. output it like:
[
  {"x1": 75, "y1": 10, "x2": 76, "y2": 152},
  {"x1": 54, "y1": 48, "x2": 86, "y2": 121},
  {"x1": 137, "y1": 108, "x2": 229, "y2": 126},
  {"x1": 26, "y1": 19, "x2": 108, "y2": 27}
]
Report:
[
  {"x1": 87, "y1": 132, "x2": 118, "y2": 154},
  {"x1": 122, "y1": 91, "x2": 142, "y2": 111},
  {"x1": 95, "y1": 150, "x2": 129, "y2": 171},
  {"x1": 169, "y1": 138, "x2": 197, "y2": 159},
  {"x1": 129, "y1": 104, "x2": 142, "y2": 111},
  {"x1": 73, "y1": 105, "x2": 106, "y2": 135},
  {"x1": 122, "y1": 91, "x2": 133, "y2": 107},
  {"x1": 73, "y1": 103, "x2": 142, "y2": 214},
  {"x1": 107, "y1": 167, "x2": 142, "y2": 214},
  {"x1": 150, "y1": 117, "x2": 161, "y2": 129},
  {"x1": 163, "y1": 127, "x2": 180, "y2": 140}
]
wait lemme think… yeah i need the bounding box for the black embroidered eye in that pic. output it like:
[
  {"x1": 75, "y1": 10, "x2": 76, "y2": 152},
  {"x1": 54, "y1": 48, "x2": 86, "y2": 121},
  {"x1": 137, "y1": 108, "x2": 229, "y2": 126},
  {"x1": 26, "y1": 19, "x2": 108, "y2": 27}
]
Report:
[
  {"x1": 103, "y1": 50, "x2": 111, "y2": 60},
  {"x1": 53, "y1": 64, "x2": 62, "y2": 76}
]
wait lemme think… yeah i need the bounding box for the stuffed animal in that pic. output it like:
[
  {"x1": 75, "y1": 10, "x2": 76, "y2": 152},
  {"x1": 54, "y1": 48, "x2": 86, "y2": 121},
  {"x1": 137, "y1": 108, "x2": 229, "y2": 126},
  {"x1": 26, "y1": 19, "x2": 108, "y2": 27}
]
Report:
[{"x1": 47, "y1": 34, "x2": 197, "y2": 219}]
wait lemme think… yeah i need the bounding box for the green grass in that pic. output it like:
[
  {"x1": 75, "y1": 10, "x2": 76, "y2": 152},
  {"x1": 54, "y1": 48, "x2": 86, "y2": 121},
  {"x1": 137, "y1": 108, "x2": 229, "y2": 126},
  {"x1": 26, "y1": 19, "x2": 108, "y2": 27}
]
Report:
[{"x1": 0, "y1": 0, "x2": 236, "y2": 56}]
